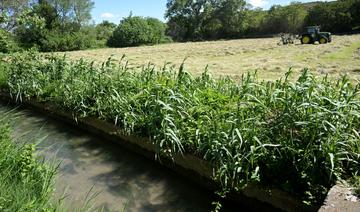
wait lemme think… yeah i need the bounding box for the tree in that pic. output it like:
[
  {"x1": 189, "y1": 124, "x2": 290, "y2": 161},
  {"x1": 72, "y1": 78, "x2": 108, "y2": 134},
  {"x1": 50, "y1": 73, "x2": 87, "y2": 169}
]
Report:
[
  {"x1": 72, "y1": 0, "x2": 94, "y2": 25},
  {"x1": 95, "y1": 21, "x2": 116, "y2": 41},
  {"x1": 47, "y1": 0, "x2": 94, "y2": 26},
  {"x1": 0, "y1": 0, "x2": 29, "y2": 30},
  {"x1": 165, "y1": 0, "x2": 248, "y2": 41},
  {"x1": 33, "y1": 0, "x2": 59, "y2": 30},
  {"x1": 15, "y1": 8, "x2": 46, "y2": 48},
  {"x1": 108, "y1": 16, "x2": 167, "y2": 47},
  {"x1": 165, "y1": 0, "x2": 210, "y2": 41},
  {"x1": 242, "y1": 8, "x2": 266, "y2": 35},
  {"x1": 147, "y1": 18, "x2": 167, "y2": 43},
  {"x1": 306, "y1": 0, "x2": 353, "y2": 33},
  {"x1": 286, "y1": 2, "x2": 307, "y2": 33},
  {"x1": 350, "y1": 0, "x2": 360, "y2": 29},
  {"x1": 215, "y1": 0, "x2": 247, "y2": 38}
]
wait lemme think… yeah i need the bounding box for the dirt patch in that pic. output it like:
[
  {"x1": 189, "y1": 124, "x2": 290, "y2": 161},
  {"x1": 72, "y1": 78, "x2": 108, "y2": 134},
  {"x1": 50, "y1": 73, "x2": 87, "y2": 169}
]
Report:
[{"x1": 319, "y1": 183, "x2": 360, "y2": 212}]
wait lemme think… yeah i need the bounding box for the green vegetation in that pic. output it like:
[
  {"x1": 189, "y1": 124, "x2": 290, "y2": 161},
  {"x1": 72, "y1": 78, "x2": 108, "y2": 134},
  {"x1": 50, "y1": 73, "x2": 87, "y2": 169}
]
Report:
[
  {"x1": 94, "y1": 21, "x2": 117, "y2": 47},
  {"x1": 353, "y1": 176, "x2": 360, "y2": 196},
  {"x1": 0, "y1": 112, "x2": 58, "y2": 211},
  {"x1": 322, "y1": 41, "x2": 360, "y2": 61},
  {"x1": 1, "y1": 0, "x2": 359, "y2": 52},
  {"x1": 1, "y1": 51, "x2": 359, "y2": 205},
  {"x1": 1, "y1": 0, "x2": 97, "y2": 52},
  {"x1": 166, "y1": 0, "x2": 360, "y2": 41},
  {"x1": 107, "y1": 16, "x2": 169, "y2": 47},
  {"x1": 0, "y1": 29, "x2": 18, "y2": 53},
  {"x1": 0, "y1": 107, "x2": 102, "y2": 211},
  {"x1": 0, "y1": 60, "x2": 7, "y2": 88}
]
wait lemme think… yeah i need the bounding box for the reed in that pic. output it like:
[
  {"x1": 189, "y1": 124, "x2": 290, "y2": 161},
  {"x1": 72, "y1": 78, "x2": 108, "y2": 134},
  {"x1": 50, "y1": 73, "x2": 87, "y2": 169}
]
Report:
[{"x1": 2, "y1": 51, "x2": 359, "y2": 205}]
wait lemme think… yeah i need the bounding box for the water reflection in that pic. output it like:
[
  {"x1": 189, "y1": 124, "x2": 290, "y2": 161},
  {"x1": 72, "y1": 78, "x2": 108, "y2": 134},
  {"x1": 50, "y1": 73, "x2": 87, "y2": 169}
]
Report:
[
  {"x1": 0, "y1": 104, "x2": 216, "y2": 211},
  {"x1": 0, "y1": 104, "x2": 247, "y2": 212}
]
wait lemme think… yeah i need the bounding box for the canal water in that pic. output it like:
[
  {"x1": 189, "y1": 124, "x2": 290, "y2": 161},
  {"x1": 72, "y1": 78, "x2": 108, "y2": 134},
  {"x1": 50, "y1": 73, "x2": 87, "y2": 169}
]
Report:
[{"x1": 0, "y1": 103, "x2": 243, "y2": 211}]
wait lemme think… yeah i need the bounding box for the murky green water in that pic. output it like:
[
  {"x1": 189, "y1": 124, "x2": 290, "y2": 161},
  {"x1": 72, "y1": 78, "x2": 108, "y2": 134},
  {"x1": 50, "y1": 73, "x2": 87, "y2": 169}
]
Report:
[{"x1": 0, "y1": 103, "x2": 235, "y2": 211}]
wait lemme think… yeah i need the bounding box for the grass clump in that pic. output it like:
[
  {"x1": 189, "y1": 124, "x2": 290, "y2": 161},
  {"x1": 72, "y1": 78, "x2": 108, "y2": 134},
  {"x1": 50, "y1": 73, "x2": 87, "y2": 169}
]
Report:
[
  {"x1": 0, "y1": 112, "x2": 58, "y2": 211},
  {"x1": 1, "y1": 51, "x2": 360, "y2": 205},
  {"x1": 352, "y1": 175, "x2": 360, "y2": 197}
]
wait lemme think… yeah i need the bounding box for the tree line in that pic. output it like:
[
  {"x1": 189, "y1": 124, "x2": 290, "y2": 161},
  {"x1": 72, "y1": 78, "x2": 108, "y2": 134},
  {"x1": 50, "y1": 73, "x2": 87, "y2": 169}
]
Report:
[
  {"x1": 0, "y1": 0, "x2": 359, "y2": 53},
  {"x1": 166, "y1": 0, "x2": 360, "y2": 41}
]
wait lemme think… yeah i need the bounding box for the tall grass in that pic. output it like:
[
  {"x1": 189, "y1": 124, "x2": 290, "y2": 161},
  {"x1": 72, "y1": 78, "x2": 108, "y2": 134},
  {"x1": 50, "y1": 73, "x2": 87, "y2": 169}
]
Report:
[
  {"x1": 0, "y1": 111, "x2": 58, "y2": 211},
  {"x1": 0, "y1": 57, "x2": 7, "y2": 89},
  {"x1": 0, "y1": 110, "x2": 105, "y2": 211},
  {"x1": 1, "y1": 51, "x2": 359, "y2": 205}
]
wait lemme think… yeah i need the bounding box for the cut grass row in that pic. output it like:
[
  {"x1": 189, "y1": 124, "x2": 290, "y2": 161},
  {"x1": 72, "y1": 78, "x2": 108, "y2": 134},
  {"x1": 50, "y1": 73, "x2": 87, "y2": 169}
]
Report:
[
  {"x1": 1, "y1": 51, "x2": 359, "y2": 206},
  {"x1": 62, "y1": 35, "x2": 360, "y2": 81}
]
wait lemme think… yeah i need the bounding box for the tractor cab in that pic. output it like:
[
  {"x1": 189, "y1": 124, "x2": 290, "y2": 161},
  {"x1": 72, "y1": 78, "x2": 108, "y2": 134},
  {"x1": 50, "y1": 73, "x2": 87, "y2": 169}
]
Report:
[
  {"x1": 301, "y1": 26, "x2": 332, "y2": 44},
  {"x1": 306, "y1": 26, "x2": 319, "y2": 34}
]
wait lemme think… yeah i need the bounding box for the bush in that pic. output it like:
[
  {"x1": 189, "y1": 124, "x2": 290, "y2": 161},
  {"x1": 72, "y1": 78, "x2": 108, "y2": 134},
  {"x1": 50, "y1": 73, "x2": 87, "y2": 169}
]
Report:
[
  {"x1": 0, "y1": 30, "x2": 19, "y2": 53},
  {"x1": 107, "y1": 16, "x2": 167, "y2": 47},
  {"x1": 95, "y1": 21, "x2": 116, "y2": 47},
  {"x1": 40, "y1": 29, "x2": 96, "y2": 52}
]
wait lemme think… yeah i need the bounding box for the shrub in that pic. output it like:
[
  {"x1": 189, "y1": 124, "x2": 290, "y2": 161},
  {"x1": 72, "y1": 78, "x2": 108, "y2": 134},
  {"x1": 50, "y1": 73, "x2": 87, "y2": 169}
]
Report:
[
  {"x1": 107, "y1": 16, "x2": 167, "y2": 47},
  {"x1": 0, "y1": 29, "x2": 19, "y2": 53},
  {"x1": 95, "y1": 21, "x2": 116, "y2": 47},
  {"x1": 0, "y1": 58, "x2": 8, "y2": 89},
  {"x1": 40, "y1": 29, "x2": 96, "y2": 52}
]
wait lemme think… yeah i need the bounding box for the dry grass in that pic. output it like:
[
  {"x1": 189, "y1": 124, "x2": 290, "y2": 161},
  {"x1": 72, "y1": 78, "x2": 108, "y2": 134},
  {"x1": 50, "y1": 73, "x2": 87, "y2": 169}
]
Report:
[{"x1": 60, "y1": 34, "x2": 360, "y2": 80}]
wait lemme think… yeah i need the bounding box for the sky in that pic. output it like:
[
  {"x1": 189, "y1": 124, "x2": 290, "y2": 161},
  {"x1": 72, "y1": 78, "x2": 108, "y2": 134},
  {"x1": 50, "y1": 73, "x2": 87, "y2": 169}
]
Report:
[{"x1": 92, "y1": 0, "x2": 331, "y2": 24}]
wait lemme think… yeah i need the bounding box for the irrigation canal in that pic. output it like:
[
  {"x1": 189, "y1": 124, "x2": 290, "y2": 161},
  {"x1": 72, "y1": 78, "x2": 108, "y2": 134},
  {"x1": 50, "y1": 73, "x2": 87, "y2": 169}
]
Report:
[{"x1": 0, "y1": 103, "x2": 247, "y2": 211}]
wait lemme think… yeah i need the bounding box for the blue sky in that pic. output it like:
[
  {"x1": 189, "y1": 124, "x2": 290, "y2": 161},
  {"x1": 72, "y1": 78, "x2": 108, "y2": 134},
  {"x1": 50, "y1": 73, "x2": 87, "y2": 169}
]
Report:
[{"x1": 92, "y1": 0, "x2": 330, "y2": 24}]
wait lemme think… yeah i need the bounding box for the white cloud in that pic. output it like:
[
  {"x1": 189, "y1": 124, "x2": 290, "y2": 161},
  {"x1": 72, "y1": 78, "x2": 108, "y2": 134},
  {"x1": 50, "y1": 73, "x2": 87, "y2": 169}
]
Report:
[
  {"x1": 249, "y1": 0, "x2": 268, "y2": 8},
  {"x1": 101, "y1": 12, "x2": 116, "y2": 19}
]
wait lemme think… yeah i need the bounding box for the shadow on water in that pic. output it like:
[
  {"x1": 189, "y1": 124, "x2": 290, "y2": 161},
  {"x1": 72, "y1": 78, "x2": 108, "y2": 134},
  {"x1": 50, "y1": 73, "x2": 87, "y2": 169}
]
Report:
[{"x1": 0, "y1": 103, "x2": 250, "y2": 212}]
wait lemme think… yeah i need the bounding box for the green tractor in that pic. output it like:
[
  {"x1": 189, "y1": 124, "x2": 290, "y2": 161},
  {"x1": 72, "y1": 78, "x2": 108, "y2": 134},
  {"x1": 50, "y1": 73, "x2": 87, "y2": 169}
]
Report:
[{"x1": 300, "y1": 26, "x2": 332, "y2": 44}]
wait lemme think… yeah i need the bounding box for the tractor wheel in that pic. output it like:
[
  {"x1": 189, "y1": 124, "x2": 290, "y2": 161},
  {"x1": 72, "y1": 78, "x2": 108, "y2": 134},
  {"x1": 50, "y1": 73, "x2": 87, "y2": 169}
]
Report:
[
  {"x1": 319, "y1": 37, "x2": 328, "y2": 44},
  {"x1": 301, "y1": 35, "x2": 311, "y2": 44}
]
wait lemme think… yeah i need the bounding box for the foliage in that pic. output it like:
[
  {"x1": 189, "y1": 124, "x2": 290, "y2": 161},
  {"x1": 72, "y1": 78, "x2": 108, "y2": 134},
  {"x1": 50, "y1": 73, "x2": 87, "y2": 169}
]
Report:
[
  {"x1": 15, "y1": 8, "x2": 46, "y2": 49},
  {"x1": 306, "y1": 1, "x2": 353, "y2": 33},
  {"x1": 107, "y1": 16, "x2": 167, "y2": 47},
  {"x1": 2, "y1": 52, "x2": 359, "y2": 205},
  {"x1": 352, "y1": 175, "x2": 360, "y2": 196},
  {"x1": 35, "y1": 0, "x2": 94, "y2": 26},
  {"x1": 33, "y1": 0, "x2": 60, "y2": 30},
  {"x1": 94, "y1": 21, "x2": 117, "y2": 47},
  {"x1": 0, "y1": 58, "x2": 8, "y2": 88},
  {"x1": 39, "y1": 29, "x2": 96, "y2": 52},
  {"x1": 165, "y1": 0, "x2": 247, "y2": 41},
  {"x1": 5, "y1": 0, "x2": 95, "y2": 52},
  {"x1": 95, "y1": 21, "x2": 116, "y2": 41},
  {"x1": 261, "y1": 2, "x2": 307, "y2": 34},
  {"x1": 166, "y1": 0, "x2": 360, "y2": 41},
  {"x1": 0, "y1": 112, "x2": 57, "y2": 211},
  {"x1": 0, "y1": 0, "x2": 29, "y2": 30},
  {"x1": 0, "y1": 29, "x2": 18, "y2": 53}
]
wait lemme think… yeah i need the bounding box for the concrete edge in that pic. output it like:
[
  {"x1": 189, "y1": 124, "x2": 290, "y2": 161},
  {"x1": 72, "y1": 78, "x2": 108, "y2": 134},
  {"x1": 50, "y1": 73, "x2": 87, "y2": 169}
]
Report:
[{"x1": 0, "y1": 92, "x2": 323, "y2": 211}]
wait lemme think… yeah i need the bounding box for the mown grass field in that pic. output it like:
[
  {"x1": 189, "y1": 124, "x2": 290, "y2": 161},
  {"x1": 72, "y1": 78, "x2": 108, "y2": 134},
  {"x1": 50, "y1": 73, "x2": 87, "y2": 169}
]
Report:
[{"x1": 62, "y1": 34, "x2": 360, "y2": 80}]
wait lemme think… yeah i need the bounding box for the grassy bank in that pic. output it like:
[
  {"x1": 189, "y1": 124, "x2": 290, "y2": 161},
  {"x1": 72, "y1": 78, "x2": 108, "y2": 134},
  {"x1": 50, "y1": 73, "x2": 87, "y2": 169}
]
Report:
[
  {"x1": 1, "y1": 51, "x2": 359, "y2": 206},
  {"x1": 0, "y1": 111, "x2": 58, "y2": 211}
]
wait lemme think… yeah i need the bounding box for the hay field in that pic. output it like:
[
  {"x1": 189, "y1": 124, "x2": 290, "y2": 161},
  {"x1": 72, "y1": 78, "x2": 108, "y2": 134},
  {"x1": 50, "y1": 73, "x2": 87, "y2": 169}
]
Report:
[{"x1": 62, "y1": 34, "x2": 360, "y2": 80}]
